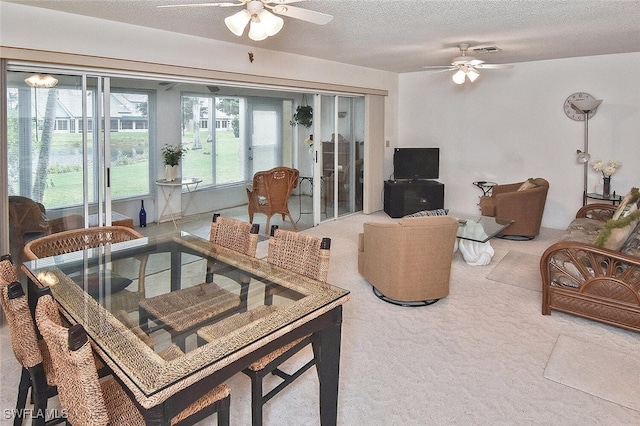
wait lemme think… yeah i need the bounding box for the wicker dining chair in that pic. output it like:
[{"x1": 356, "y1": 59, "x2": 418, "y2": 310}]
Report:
[
  {"x1": 0, "y1": 254, "x2": 59, "y2": 426},
  {"x1": 198, "y1": 225, "x2": 331, "y2": 426},
  {"x1": 35, "y1": 290, "x2": 230, "y2": 426},
  {"x1": 138, "y1": 214, "x2": 259, "y2": 350},
  {"x1": 246, "y1": 167, "x2": 300, "y2": 232},
  {"x1": 245, "y1": 226, "x2": 331, "y2": 426},
  {"x1": 23, "y1": 226, "x2": 148, "y2": 313}
]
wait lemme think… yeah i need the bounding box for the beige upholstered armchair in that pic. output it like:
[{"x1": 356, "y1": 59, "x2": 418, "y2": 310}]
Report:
[
  {"x1": 479, "y1": 177, "x2": 549, "y2": 240},
  {"x1": 358, "y1": 215, "x2": 459, "y2": 306},
  {"x1": 246, "y1": 167, "x2": 299, "y2": 232}
]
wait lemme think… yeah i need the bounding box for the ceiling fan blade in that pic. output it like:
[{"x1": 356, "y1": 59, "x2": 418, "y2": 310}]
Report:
[
  {"x1": 468, "y1": 59, "x2": 485, "y2": 66},
  {"x1": 475, "y1": 63, "x2": 514, "y2": 69},
  {"x1": 267, "y1": 0, "x2": 306, "y2": 4},
  {"x1": 270, "y1": 4, "x2": 333, "y2": 24},
  {"x1": 158, "y1": 2, "x2": 244, "y2": 8},
  {"x1": 422, "y1": 65, "x2": 456, "y2": 70},
  {"x1": 423, "y1": 68, "x2": 458, "y2": 75}
]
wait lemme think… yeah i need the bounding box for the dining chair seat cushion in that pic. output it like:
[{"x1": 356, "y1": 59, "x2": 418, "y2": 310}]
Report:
[
  {"x1": 99, "y1": 374, "x2": 230, "y2": 426},
  {"x1": 139, "y1": 283, "x2": 241, "y2": 333},
  {"x1": 247, "y1": 335, "x2": 309, "y2": 371}
]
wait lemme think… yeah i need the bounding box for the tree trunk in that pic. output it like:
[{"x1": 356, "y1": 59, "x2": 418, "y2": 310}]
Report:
[
  {"x1": 32, "y1": 88, "x2": 57, "y2": 203},
  {"x1": 192, "y1": 102, "x2": 201, "y2": 149}
]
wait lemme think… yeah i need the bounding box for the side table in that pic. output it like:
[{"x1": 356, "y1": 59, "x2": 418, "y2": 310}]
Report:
[
  {"x1": 473, "y1": 181, "x2": 497, "y2": 196},
  {"x1": 155, "y1": 177, "x2": 202, "y2": 228},
  {"x1": 585, "y1": 192, "x2": 622, "y2": 206}
]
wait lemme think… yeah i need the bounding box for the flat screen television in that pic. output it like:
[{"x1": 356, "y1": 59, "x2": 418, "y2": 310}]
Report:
[{"x1": 393, "y1": 147, "x2": 439, "y2": 181}]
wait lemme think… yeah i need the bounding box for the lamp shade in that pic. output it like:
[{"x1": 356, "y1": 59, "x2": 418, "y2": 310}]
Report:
[
  {"x1": 24, "y1": 74, "x2": 58, "y2": 88},
  {"x1": 225, "y1": 9, "x2": 251, "y2": 36},
  {"x1": 452, "y1": 69, "x2": 466, "y2": 84},
  {"x1": 570, "y1": 99, "x2": 602, "y2": 114},
  {"x1": 259, "y1": 10, "x2": 283, "y2": 36},
  {"x1": 576, "y1": 150, "x2": 591, "y2": 164}
]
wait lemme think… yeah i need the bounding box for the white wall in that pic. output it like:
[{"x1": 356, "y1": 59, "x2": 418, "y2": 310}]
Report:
[{"x1": 398, "y1": 53, "x2": 640, "y2": 229}]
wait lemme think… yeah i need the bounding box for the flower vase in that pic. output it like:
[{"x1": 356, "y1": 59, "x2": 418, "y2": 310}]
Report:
[
  {"x1": 602, "y1": 177, "x2": 611, "y2": 198},
  {"x1": 165, "y1": 165, "x2": 178, "y2": 182}
]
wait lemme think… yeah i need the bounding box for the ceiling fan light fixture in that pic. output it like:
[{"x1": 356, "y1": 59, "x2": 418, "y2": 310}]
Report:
[
  {"x1": 224, "y1": 9, "x2": 251, "y2": 36},
  {"x1": 452, "y1": 69, "x2": 466, "y2": 84},
  {"x1": 467, "y1": 68, "x2": 479, "y2": 82},
  {"x1": 258, "y1": 10, "x2": 284, "y2": 36},
  {"x1": 24, "y1": 74, "x2": 58, "y2": 88},
  {"x1": 248, "y1": 20, "x2": 268, "y2": 41}
]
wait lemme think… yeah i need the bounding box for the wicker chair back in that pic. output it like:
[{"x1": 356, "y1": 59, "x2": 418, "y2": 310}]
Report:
[
  {"x1": 23, "y1": 226, "x2": 143, "y2": 260},
  {"x1": 246, "y1": 167, "x2": 299, "y2": 232},
  {"x1": 210, "y1": 214, "x2": 260, "y2": 256}
]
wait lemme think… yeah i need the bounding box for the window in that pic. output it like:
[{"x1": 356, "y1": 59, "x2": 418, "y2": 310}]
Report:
[
  {"x1": 6, "y1": 70, "x2": 153, "y2": 208},
  {"x1": 55, "y1": 119, "x2": 68, "y2": 131},
  {"x1": 181, "y1": 94, "x2": 245, "y2": 187}
]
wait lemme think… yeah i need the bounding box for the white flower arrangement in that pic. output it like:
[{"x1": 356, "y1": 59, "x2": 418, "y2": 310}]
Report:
[{"x1": 591, "y1": 159, "x2": 621, "y2": 178}]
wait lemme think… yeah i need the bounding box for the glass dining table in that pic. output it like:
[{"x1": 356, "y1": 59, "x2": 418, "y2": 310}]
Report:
[{"x1": 22, "y1": 231, "x2": 350, "y2": 425}]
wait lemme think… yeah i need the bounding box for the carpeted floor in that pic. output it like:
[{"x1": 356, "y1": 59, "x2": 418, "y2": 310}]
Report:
[
  {"x1": 1, "y1": 211, "x2": 639, "y2": 425},
  {"x1": 486, "y1": 250, "x2": 541, "y2": 292},
  {"x1": 544, "y1": 334, "x2": 640, "y2": 412}
]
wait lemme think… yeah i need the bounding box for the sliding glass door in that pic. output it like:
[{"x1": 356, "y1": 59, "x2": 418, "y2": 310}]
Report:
[
  {"x1": 5, "y1": 68, "x2": 156, "y2": 259},
  {"x1": 314, "y1": 94, "x2": 364, "y2": 223}
]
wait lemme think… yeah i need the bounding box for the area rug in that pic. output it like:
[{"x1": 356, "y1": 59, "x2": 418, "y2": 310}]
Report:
[
  {"x1": 486, "y1": 250, "x2": 541, "y2": 292},
  {"x1": 543, "y1": 334, "x2": 640, "y2": 411}
]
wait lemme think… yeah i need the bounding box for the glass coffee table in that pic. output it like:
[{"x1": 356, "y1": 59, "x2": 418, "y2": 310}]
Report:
[{"x1": 453, "y1": 214, "x2": 514, "y2": 265}]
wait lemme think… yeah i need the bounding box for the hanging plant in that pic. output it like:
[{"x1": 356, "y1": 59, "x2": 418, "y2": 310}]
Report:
[{"x1": 291, "y1": 105, "x2": 313, "y2": 128}]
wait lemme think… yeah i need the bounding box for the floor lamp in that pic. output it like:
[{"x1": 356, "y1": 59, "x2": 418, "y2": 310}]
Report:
[{"x1": 570, "y1": 98, "x2": 603, "y2": 205}]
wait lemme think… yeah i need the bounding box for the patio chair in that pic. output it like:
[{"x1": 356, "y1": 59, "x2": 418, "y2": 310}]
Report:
[
  {"x1": 35, "y1": 290, "x2": 230, "y2": 426},
  {"x1": 8, "y1": 196, "x2": 85, "y2": 264},
  {"x1": 138, "y1": 214, "x2": 259, "y2": 350},
  {"x1": 246, "y1": 167, "x2": 300, "y2": 232}
]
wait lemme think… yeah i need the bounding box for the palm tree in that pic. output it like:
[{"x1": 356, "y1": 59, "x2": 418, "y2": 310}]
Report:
[{"x1": 32, "y1": 88, "x2": 57, "y2": 203}]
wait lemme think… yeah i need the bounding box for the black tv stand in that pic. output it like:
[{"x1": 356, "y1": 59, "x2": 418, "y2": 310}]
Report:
[{"x1": 384, "y1": 180, "x2": 444, "y2": 218}]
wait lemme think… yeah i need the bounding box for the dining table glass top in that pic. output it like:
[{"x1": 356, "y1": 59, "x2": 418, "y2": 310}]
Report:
[{"x1": 23, "y1": 231, "x2": 350, "y2": 399}]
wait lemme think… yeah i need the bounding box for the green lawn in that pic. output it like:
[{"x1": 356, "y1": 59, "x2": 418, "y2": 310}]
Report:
[{"x1": 41, "y1": 130, "x2": 242, "y2": 207}]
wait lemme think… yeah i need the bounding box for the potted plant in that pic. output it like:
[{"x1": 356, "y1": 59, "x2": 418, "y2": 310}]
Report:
[
  {"x1": 161, "y1": 144, "x2": 187, "y2": 181},
  {"x1": 290, "y1": 105, "x2": 313, "y2": 128}
]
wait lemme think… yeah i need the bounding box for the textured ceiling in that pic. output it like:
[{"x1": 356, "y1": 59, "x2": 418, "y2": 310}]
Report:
[{"x1": 5, "y1": 0, "x2": 640, "y2": 73}]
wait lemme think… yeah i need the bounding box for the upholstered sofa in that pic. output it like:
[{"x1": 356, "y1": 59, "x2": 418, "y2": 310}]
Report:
[{"x1": 541, "y1": 191, "x2": 640, "y2": 332}]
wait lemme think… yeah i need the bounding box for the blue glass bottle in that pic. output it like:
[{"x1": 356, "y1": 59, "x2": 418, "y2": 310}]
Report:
[{"x1": 139, "y1": 200, "x2": 147, "y2": 227}]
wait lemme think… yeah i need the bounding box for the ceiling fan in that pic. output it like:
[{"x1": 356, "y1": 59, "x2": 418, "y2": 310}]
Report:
[
  {"x1": 158, "y1": 1, "x2": 333, "y2": 41},
  {"x1": 423, "y1": 43, "x2": 514, "y2": 84}
]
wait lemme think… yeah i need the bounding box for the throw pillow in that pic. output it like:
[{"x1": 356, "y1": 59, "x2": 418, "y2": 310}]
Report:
[
  {"x1": 403, "y1": 208, "x2": 449, "y2": 218},
  {"x1": 517, "y1": 178, "x2": 539, "y2": 191},
  {"x1": 593, "y1": 187, "x2": 640, "y2": 250}
]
